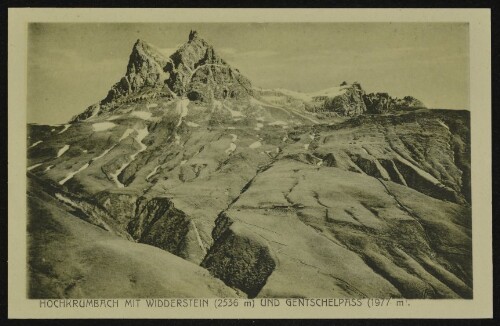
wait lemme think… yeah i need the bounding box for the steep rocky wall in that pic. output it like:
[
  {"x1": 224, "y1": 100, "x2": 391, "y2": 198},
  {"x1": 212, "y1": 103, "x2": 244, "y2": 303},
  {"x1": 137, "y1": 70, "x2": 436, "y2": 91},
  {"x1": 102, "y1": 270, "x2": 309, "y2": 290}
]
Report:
[
  {"x1": 320, "y1": 83, "x2": 367, "y2": 116},
  {"x1": 123, "y1": 195, "x2": 207, "y2": 264},
  {"x1": 127, "y1": 197, "x2": 191, "y2": 258},
  {"x1": 201, "y1": 213, "x2": 276, "y2": 298},
  {"x1": 364, "y1": 93, "x2": 425, "y2": 114}
]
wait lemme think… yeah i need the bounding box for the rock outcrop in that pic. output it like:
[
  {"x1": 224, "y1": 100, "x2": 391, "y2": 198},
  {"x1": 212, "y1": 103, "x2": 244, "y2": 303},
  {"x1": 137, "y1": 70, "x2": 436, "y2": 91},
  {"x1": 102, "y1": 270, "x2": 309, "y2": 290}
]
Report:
[
  {"x1": 103, "y1": 39, "x2": 171, "y2": 103},
  {"x1": 321, "y1": 82, "x2": 367, "y2": 116},
  {"x1": 267, "y1": 82, "x2": 426, "y2": 118},
  {"x1": 72, "y1": 31, "x2": 253, "y2": 122},
  {"x1": 166, "y1": 30, "x2": 253, "y2": 101},
  {"x1": 364, "y1": 93, "x2": 426, "y2": 114}
]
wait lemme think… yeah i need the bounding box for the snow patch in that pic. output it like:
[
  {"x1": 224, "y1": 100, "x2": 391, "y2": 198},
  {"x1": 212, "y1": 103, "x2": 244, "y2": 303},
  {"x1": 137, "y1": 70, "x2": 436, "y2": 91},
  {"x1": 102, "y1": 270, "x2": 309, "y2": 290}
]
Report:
[
  {"x1": 274, "y1": 88, "x2": 312, "y2": 102},
  {"x1": 180, "y1": 160, "x2": 187, "y2": 165},
  {"x1": 212, "y1": 100, "x2": 223, "y2": 110},
  {"x1": 44, "y1": 165, "x2": 54, "y2": 172},
  {"x1": 146, "y1": 164, "x2": 161, "y2": 181},
  {"x1": 131, "y1": 111, "x2": 153, "y2": 120},
  {"x1": 94, "y1": 147, "x2": 114, "y2": 161},
  {"x1": 146, "y1": 103, "x2": 158, "y2": 109},
  {"x1": 57, "y1": 145, "x2": 70, "y2": 158},
  {"x1": 186, "y1": 121, "x2": 200, "y2": 127},
  {"x1": 225, "y1": 143, "x2": 237, "y2": 154},
  {"x1": 110, "y1": 163, "x2": 128, "y2": 188},
  {"x1": 58, "y1": 124, "x2": 71, "y2": 134},
  {"x1": 119, "y1": 128, "x2": 135, "y2": 141},
  {"x1": 255, "y1": 123, "x2": 264, "y2": 130},
  {"x1": 111, "y1": 127, "x2": 149, "y2": 188},
  {"x1": 191, "y1": 220, "x2": 206, "y2": 254},
  {"x1": 27, "y1": 163, "x2": 42, "y2": 171},
  {"x1": 59, "y1": 163, "x2": 90, "y2": 185},
  {"x1": 106, "y1": 115, "x2": 122, "y2": 121},
  {"x1": 308, "y1": 86, "x2": 347, "y2": 99},
  {"x1": 176, "y1": 98, "x2": 190, "y2": 127},
  {"x1": 224, "y1": 104, "x2": 245, "y2": 118},
  {"x1": 438, "y1": 120, "x2": 450, "y2": 131},
  {"x1": 29, "y1": 140, "x2": 43, "y2": 148},
  {"x1": 92, "y1": 122, "x2": 116, "y2": 132},
  {"x1": 249, "y1": 141, "x2": 262, "y2": 149},
  {"x1": 131, "y1": 127, "x2": 149, "y2": 157},
  {"x1": 89, "y1": 104, "x2": 101, "y2": 119},
  {"x1": 304, "y1": 144, "x2": 310, "y2": 150},
  {"x1": 373, "y1": 159, "x2": 390, "y2": 180},
  {"x1": 269, "y1": 120, "x2": 288, "y2": 126},
  {"x1": 227, "y1": 127, "x2": 236, "y2": 130},
  {"x1": 251, "y1": 97, "x2": 319, "y2": 124},
  {"x1": 230, "y1": 133, "x2": 238, "y2": 142},
  {"x1": 55, "y1": 193, "x2": 78, "y2": 207}
]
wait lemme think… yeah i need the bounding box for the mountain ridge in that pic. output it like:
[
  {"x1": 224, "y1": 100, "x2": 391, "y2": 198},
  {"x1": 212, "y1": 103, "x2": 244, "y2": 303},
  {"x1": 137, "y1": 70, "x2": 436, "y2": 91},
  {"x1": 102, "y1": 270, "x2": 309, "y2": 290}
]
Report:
[{"x1": 72, "y1": 31, "x2": 426, "y2": 123}]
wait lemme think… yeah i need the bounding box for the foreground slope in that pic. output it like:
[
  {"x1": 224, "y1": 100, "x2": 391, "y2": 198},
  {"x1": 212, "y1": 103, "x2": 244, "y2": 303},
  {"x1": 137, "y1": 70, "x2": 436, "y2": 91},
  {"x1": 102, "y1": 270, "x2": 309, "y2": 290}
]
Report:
[{"x1": 28, "y1": 176, "x2": 240, "y2": 298}]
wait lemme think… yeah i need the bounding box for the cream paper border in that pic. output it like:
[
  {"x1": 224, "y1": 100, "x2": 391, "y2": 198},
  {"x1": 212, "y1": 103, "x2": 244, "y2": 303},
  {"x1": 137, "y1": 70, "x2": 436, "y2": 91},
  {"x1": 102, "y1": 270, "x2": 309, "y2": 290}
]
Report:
[{"x1": 8, "y1": 8, "x2": 492, "y2": 319}]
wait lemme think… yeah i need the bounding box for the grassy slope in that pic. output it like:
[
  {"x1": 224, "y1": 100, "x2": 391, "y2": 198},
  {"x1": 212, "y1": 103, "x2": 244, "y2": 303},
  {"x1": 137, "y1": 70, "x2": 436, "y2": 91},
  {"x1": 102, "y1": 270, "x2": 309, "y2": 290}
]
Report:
[{"x1": 27, "y1": 178, "x2": 240, "y2": 298}]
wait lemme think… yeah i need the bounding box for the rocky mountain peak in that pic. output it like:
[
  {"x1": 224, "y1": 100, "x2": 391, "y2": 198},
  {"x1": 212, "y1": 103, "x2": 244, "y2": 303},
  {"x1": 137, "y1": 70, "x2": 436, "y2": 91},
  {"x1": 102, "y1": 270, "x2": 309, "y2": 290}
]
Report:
[
  {"x1": 99, "y1": 38, "x2": 170, "y2": 105},
  {"x1": 127, "y1": 39, "x2": 169, "y2": 75},
  {"x1": 165, "y1": 31, "x2": 253, "y2": 101},
  {"x1": 71, "y1": 31, "x2": 254, "y2": 122},
  {"x1": 188, "y1": 29, "x2": 199, "y2": 41}
]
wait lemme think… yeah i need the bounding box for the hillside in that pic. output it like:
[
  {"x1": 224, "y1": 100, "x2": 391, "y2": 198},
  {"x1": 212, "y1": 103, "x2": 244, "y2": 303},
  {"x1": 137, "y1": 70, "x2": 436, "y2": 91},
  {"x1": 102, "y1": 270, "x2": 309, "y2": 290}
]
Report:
[{"x1": 27, "y1": 31, "x2": 472, "y2": 299}]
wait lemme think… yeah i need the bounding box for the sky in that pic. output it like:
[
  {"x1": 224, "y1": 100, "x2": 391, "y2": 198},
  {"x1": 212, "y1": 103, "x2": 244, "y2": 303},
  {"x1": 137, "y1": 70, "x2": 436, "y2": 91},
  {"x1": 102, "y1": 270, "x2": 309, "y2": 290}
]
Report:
[{"x1": 28, "y1": 23, "x2": 469, "y2": 124}]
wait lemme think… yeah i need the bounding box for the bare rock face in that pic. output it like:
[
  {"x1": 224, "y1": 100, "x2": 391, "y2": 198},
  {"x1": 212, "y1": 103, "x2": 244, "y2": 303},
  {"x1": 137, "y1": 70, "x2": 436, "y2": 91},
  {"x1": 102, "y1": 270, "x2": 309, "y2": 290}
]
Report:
[
  {"x1": 303, "y1": 82, "x2": 368, "y2": 116},
  {"x1": 364, "y1": 93, "x2": 426, "y2": 114},
  {"x1": 104, "y1": 39, "x2": 171, "y2": 103},
  {"x1": 201, "y1": 212, "x2": 276, "y2": 298},
  {"x1": 322, "y1": 82, "x2": 367, "y2": 116},
  {"x1": 166, "y1": 30, "x2": 252, "y2": 101}
]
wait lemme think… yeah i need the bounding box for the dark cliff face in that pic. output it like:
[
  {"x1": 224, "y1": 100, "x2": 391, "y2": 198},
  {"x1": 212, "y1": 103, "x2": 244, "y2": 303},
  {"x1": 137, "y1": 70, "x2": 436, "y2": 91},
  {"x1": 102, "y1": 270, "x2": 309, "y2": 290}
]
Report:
[
  {"x1": 322, "y1": 82, "x2": 367, "y2": 116},
  {"x1": 165, "y1": 31, "x2": 252, "y2": 101},
  {"x1": 364, "y1": 92, "x2": 426, "y2": 114},
  {"x1": 303, "y1": 82, "x2": 426, "y2": 117}
]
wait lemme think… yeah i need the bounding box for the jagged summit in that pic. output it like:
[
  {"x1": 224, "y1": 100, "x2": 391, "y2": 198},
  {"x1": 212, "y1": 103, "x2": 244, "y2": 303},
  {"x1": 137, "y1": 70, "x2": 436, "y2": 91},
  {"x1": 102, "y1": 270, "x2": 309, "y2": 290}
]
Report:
[
  {"x1": 188, "y1": 29, "x2": 199, "y2": 41},
  {"x1": 71, "y1": 31, "x2": 424, "y2": 124},
  {"x1": 71, "y1": 31, "x2": 253, "y2": 121},
  {"x1": 165, "y1": 31, "x2": 252, "y2": 100},
  {"x1": 101, "y1": 38, "x2": 171, "y2": 104}
]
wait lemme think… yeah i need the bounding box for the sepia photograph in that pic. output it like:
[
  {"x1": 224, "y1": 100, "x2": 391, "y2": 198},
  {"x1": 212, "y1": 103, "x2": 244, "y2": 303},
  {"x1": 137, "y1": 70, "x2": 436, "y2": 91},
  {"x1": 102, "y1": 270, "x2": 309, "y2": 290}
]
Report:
[
  {"x1": 8, "y1": 8, "x2": 492, "y2": 319},
  {"x1": 25, "y1": 21, "x2": 473, "y2": 299}
]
